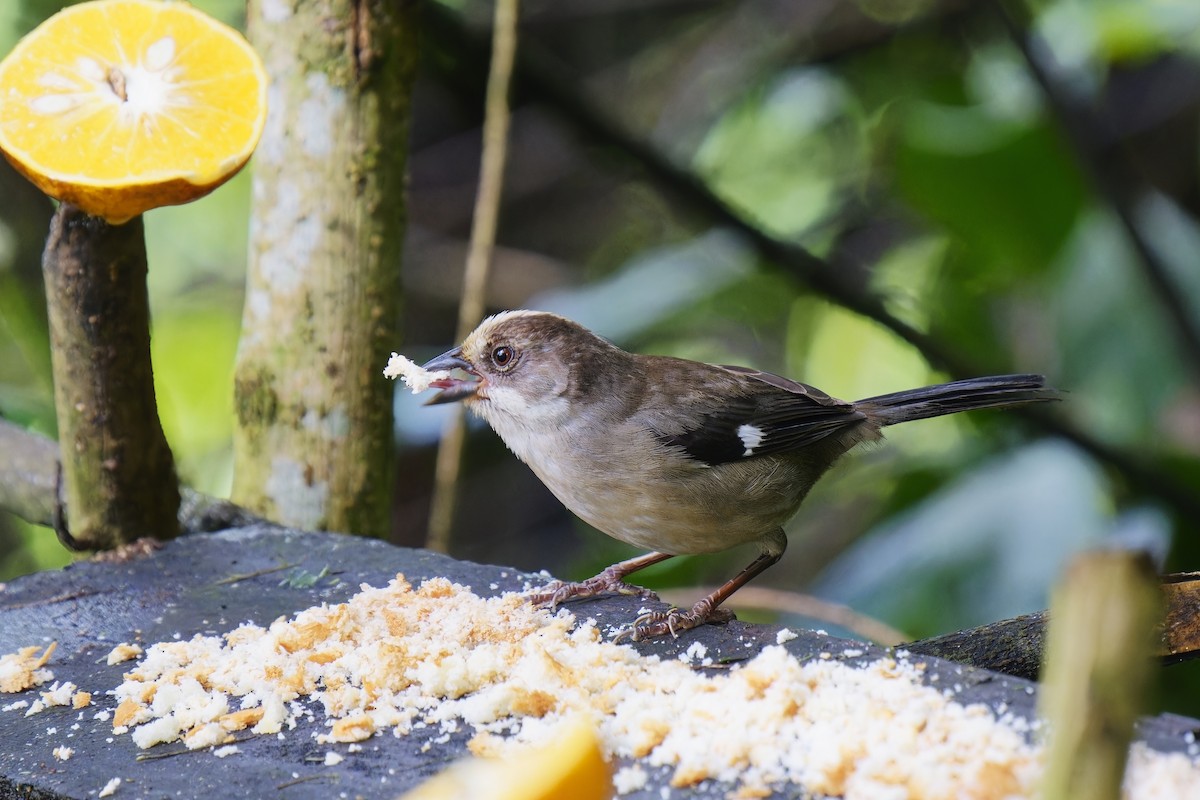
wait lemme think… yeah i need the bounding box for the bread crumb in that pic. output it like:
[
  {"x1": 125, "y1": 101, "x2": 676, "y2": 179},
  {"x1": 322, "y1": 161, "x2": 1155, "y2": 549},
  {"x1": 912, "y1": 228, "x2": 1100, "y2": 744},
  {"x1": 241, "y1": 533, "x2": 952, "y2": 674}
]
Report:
[
  {"x1": 775, "y1": 628, "x2": 798, "y2": 645},
  {"x1": 382, "y1": 353, "x2": 451, "y2": 393},
  {"x1": 102, "y1": 574, "x2": 1200, "y2": 798},
  {"x1": 183, "y1": 722, "x2": 232, "y2": 750},
  {"x1": 112, "y1": 698, "x2": 145, "y2": 729},
  {"x1": 322, "y1": 714, "x2": 375, "y2": 743},
  {"x1": 213, "y1": 744, "x2": 240, "y2": 758},
  {"x1": 72, "y1": 691, "x2": 92, "y2": 709},
  {"x1": 106, "y1": 643, "x2": 143, "y2": 666},
  {"x1": 40, "y1": 681, "x2": 77, "y2": 707},
  {"x1": 219, "y1": 707, "x2": 265, "y2": 732},
  {"x1": 98, "y1": 777, "x2": 121, "y2": 797},
  {"x1": 0, "y1": 642, "x2": 56, "y2": 693},
  {"x1": 614, "y1": 763, "x2": 649, "y2": 794},
  {"x1": 678, "y1": 641, "x2": 708, "y2": 665},
  {"x1": 52, "y1": 745, "x2": 73, "y2": 761},
  {"x1": 324, "y1": 751, "x2": 344, "y2": 766}
]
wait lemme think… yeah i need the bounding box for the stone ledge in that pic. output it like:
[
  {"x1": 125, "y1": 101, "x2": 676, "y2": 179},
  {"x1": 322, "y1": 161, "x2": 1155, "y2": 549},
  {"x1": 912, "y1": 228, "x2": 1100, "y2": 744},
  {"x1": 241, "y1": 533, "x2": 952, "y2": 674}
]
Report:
[{"x1": 0, "y1": 525, "x2": 1195, "y2": 799}]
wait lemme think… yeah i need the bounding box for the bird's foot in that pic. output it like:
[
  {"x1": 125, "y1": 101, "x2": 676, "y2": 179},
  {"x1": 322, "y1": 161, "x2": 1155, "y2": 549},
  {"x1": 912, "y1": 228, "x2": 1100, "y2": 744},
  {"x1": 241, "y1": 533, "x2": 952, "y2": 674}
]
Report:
[
  {"x1": 527, "y1": 568, "x2": 659, "y2": 607},
  {"x1": 615, "y1": 603, "x2": 736, "y2": 642}
]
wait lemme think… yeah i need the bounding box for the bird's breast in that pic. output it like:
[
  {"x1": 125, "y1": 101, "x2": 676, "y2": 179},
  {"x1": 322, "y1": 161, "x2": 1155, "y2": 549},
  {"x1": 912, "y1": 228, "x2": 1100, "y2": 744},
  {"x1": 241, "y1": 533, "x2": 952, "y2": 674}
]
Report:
[{"x1": 478, "y1": 407, "x2": 811, "y2": 555}]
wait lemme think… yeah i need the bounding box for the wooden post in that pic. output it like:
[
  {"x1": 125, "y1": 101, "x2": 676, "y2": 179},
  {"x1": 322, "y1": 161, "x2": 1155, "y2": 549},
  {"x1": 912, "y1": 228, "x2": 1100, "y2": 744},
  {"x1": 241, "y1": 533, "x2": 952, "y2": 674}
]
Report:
[{"x1": 1039, "y1": 550, "x2": 1161, "y2": 800}]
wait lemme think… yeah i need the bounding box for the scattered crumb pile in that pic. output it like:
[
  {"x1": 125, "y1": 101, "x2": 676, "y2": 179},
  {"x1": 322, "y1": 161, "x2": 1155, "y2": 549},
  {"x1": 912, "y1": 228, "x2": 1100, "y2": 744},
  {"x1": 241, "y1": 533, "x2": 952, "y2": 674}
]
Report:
[
  {"x1": 0, "y1": 642, "x2": 55, "y2": 693},
  {"x1": 0, "y1": 641, "x2": 91, "y2": 722},
  {"x1": 28, "y1": 680, "x2": 91, "y2": 715},
  {"x1": 383, "y1": 353, "x2": 450, "y2": 393},
  {"x1": 74, "y1": 575, "x2": 1194, "y2": 799},
  {"x1": 4, "y1": 578, "x2": 1198, "y2": 797}
]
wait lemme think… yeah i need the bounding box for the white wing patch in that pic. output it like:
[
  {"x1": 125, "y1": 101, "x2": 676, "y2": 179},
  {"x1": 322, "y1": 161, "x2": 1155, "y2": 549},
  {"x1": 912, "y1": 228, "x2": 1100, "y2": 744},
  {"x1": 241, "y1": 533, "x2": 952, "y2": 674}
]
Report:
[{"x1": 737, "y1": 423, "x2": 765, "y2": 457}]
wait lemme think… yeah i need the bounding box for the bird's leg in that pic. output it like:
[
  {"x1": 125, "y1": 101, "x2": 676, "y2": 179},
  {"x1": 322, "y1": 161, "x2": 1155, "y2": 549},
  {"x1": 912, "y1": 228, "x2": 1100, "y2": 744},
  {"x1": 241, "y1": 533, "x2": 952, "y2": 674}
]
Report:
[
  {"x1": 625, "y1": 531, "x2": 785, "y2": 641},
  {"x1": 528, "y1": 551, "x2": 674, "y2": 607}
]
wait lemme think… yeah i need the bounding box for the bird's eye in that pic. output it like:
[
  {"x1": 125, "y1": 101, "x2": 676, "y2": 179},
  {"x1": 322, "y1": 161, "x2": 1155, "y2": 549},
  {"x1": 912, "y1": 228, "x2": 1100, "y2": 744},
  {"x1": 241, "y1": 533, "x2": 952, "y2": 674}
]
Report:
[{"x1": 492, "y1": 345, "x2": 515, "y2": 368}]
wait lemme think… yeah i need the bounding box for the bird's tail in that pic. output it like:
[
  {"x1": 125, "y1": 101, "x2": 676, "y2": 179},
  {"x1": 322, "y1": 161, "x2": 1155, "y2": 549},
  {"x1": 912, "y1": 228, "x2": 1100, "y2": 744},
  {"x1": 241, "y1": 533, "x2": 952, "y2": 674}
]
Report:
[{"x1": 856, "y1": 374, "x2": 1057, "y2": 426}]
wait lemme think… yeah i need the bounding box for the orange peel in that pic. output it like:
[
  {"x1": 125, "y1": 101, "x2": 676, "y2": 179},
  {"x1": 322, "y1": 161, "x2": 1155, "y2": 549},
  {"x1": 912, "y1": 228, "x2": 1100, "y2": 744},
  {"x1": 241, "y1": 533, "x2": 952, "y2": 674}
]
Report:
[
  {"x1": 0, "y1": 0, "x2": 267, "y2": 224},
  {"x1": 400, "y1": 718, "x2": 612, "y2": 800}
]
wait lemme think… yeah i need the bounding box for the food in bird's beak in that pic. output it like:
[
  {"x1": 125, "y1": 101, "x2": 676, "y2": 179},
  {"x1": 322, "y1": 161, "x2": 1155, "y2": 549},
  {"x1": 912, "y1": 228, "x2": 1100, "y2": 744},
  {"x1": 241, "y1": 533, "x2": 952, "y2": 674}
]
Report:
[
  {"x1": 383, "y1": 353, "x2": 452, "y2": 394},
  {"x1": 383, "y1": 350, "x2": 480, "y2": 404}
]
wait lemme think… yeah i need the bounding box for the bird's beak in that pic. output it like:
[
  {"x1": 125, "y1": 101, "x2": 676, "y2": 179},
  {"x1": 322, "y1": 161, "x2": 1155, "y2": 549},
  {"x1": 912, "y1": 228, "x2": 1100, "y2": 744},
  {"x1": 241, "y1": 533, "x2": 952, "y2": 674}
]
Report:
[{"x1": 422, "y1": 347, "x2": 481, "y2": 405}]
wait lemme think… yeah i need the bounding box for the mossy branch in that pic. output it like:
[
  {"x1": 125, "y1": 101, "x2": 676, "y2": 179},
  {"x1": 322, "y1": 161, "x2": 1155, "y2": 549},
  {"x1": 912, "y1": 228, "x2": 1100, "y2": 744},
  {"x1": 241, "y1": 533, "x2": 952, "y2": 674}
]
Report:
[
  {"x1": 232, "y1": 0, "x2": 419, "y2": 537},
  {"x1": 0, "y1": 418, "x2": 258, "y2": 535},
  {"x1": 40, "y1": 204, "x2": 179, "y2": 548}
]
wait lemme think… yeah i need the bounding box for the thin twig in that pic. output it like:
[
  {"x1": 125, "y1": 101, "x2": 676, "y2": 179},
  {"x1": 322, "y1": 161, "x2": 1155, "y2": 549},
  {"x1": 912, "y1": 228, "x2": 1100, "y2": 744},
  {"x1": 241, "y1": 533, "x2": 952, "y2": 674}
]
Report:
[
  {"x1": 213, "y1": 563, "x2": 297, "y2": 586},
  {"x1": 426, "y1": 0, "x2": 521, "y2": 553},
  {"x1": 661, "y1": 585, "x2": 908, "y2": 646},
  {"x1": 276, "y1": 773, "x2": 338, "y2": 790},
  {"x1": 456, "y1": 1, "x2": 520, "y2": 338},
  {"x1": 135, "y1": 748, "x2": 193, "y2": 762},
  {"x1": 134, "y1": 734, "x2": 254, "y2": 761},
  {"x1": 0, "y1": 589, "x2": 101, "y2": 612}
]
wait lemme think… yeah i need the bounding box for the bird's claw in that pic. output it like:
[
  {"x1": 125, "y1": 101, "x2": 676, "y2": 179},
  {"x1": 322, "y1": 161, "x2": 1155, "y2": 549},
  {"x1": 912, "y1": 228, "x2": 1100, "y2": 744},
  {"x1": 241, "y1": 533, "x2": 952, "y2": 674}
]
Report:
[
  {"x1": 613, "y1": 605, "x2": 735, "y2": 643},
  {"x1": 526, "y1": 574, "x2": 659, "y2": 607},
  {"x1": 526, "y1": 579, "x2": 578, "y2": 607}
]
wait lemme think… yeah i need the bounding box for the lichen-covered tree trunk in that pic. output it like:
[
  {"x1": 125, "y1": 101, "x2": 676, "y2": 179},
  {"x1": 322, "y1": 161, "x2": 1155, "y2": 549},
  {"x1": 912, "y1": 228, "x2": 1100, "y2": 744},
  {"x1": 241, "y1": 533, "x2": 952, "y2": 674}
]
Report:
[
  {"x1": 42, "y1": 205, "x2": 180, "y2": 548},
  {"x1": 233, "y1": 0, "x2": 417, "y2": 537}
]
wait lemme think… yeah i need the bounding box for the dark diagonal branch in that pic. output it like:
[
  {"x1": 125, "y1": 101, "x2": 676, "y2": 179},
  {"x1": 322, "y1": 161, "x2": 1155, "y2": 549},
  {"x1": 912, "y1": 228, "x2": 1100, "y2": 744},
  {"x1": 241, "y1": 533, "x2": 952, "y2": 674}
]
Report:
[
  {"x1": 424, "y1": 3, "x2": 964, "y2": 374},
  {"x1": 995, "y1": 0, "x2": 1200, "y2": 383},
  {"x1": 421, "y1": 5, "x2": 1200, "y2": 519}
]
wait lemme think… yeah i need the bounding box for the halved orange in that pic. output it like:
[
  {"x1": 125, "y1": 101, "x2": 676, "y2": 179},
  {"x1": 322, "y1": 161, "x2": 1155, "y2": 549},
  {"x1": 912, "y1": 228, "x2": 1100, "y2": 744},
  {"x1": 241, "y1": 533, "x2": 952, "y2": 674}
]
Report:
[
  {"x1": 0, "y1": 0, "x2": 267, "y2": 224},
  {"x1": 400, "y1": 718, "x2": 613, "y2": 800}
]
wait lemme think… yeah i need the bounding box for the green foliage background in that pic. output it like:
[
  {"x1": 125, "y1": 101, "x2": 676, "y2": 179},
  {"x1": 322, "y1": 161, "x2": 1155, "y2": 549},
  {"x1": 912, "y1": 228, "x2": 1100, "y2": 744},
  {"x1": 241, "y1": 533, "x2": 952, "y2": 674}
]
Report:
[{"x1": 2, "y1": 0, "x2": 1200, "y2": 712}]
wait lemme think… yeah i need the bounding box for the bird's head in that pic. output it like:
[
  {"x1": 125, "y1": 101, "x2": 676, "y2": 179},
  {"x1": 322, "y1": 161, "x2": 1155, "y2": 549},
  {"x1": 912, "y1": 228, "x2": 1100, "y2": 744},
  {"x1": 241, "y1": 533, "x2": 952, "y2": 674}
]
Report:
[{"x1": 422, "y1": 310, "x2": 619, "y2": 423}]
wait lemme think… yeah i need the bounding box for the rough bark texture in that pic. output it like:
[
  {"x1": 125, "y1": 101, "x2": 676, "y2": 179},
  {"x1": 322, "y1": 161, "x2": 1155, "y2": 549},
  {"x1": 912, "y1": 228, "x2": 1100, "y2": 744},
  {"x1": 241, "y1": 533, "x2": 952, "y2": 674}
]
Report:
[
  {"x1": 1162, "y1": 571, "x2": 1200, "y2": 664},
  {"x1": 906, "y1": 612, "x2": 1047, "y2": 681},
  {"x1": 233, "y1": 0, "x2": 418, "y2": 537},
  {"x1": 908, "y1": 573, "x2": 1200, "y2": 680},
  {"x1": 40, "y1": 205, "x2": 180, "y2": 548}
]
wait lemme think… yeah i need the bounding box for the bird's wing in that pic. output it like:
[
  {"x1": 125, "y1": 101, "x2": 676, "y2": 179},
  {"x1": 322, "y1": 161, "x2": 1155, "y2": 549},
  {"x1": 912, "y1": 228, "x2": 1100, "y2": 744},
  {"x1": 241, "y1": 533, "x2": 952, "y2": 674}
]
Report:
[{"x1": 651, "y1": 365, "x2": 868, "y2": 466}]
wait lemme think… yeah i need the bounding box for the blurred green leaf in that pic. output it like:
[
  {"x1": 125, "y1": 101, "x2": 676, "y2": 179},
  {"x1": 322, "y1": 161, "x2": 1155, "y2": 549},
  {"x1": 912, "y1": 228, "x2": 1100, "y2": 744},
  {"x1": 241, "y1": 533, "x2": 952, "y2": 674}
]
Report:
[
  {"x1": 814, "y1": 441, "x2": 1169, "y2": 636},
  {"x1": 151, "y1": 304, "x2": 240, "y2": 496},
  {"x1": 895, "y1": 115, "x2": 1087, "y2": 275},
  {"x1": 791, "y1": 299, "x2": 932, "y2": 407},
  {"x1": 1051, "y1": 209, "x2": 1185, "y2": 443},
  {"x1": 694, "y1": 68, "x2": 866, "y2": 238},
  {"x1": 0, "y1": 515, "x2": 70, "y2": 582}
]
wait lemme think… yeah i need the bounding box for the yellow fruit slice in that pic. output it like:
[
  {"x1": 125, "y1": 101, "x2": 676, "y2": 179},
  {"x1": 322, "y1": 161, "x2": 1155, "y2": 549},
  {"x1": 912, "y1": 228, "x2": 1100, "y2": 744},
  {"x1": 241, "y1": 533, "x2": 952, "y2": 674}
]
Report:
[
  {"x1": 0, "y1": 0, "x2": 267, "y2": 224},
  {"x1": 401, "y1": 718, "x2": 613, "y2": 800}
]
